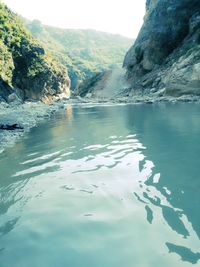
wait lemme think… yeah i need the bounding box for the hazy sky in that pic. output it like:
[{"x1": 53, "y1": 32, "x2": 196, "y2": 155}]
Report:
[{"x1": 2, "y1": 0, "x2": 146, "y2": 38}]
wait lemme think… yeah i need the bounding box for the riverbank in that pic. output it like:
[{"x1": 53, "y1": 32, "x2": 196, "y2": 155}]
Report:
[
  {"x1": 0, "y1": 100, "x2": 68, "y2": 153},
  {"x1": 1, "y1": 94, "x2": 200, "y2": 153},
  {"x1": 78, "y1": 94, "x2": 200, "y2": 104}
]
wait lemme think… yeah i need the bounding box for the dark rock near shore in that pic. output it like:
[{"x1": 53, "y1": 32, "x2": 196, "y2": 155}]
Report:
[{"x1": 0, "y1": 123, "x2": 24, "y2": 131}]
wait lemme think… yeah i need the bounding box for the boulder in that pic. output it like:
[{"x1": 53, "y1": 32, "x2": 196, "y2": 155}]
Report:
[{"x1": 7, "y1": 93, "x2": 22, "y2": 104}]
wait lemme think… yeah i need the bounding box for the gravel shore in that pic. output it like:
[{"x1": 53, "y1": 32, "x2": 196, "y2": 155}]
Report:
[{"x1": 0, "y1": 101, "x2": 67, "y2": 153}]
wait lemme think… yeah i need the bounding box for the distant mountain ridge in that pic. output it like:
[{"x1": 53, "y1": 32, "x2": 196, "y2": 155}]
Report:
[{"x1": 24, "y1": 19, "x2": 133, "y2": 90}]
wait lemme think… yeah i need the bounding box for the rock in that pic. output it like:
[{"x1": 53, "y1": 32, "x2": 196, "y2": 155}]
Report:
[
  {"x1": 7, "y1": 93, "x2": 22, "y2": 104},
  {"x1": 189, "y1": 12, "x2": 200, "y2": 34},
  {"x1": 0, "y1": 123, "x2": 24, "y2": 131},
  {"x1": 86, "y1": 93, "x2": 92, "y2": 98},
  {"x1": 124, "y1": 0, "x2": 200, "y2": 72},
  {"x1": 0, "y1": 102, "x2": 9, "y2": 108},
  {"x1": 0, "y1": 96, "x2": 6, "y2": 103},
  {"x1": 150, "y1": 88, "x2": 157, "y2": 93},
  {"x1": 156, "y1": 88, "x2": 166, "y2": 97},
  {"x1": 145, "y1": 99, "x2": 154, "y2": 104},
  {"x1": 123, "y1": 0, "x2": 200, "y2": 98}
]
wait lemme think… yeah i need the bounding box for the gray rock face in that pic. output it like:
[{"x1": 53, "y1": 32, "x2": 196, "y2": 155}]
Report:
[{"x1": 123, "y1": 0, "x2": 200, "y2": 97}]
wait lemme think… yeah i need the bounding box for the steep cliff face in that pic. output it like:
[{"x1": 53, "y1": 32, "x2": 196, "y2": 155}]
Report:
[
  {"x1": 124, "y1": 0, "x2": 200, "y2": 97},
  {"x1": 0, "y1": 3, "x2": 70, "y2": 102}
]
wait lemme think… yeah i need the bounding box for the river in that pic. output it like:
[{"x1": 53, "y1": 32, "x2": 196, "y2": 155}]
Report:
[{"x1": 0, "y1": 103, "x2": 200, "y2": 267}]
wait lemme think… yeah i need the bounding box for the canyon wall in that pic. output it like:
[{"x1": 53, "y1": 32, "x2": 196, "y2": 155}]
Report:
[{"x1": 123, "y1": 0, "x2": 200, "y2": 97}]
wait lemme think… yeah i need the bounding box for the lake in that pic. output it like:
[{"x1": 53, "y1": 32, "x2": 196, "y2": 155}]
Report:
[{"x1": 0, "y1": 103, "x2": 200, "y2": 267}]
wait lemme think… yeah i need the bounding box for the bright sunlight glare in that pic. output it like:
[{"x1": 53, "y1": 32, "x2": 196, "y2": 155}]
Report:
[{"x1": 2, "y1": 0, "x2": 146, "y2": 38}]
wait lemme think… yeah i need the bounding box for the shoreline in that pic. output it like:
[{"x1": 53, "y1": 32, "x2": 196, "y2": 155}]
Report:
[
  {"x1": 75, "y1": 94, "x2": 200, "y2": 104},
  {"x1": 0, "y1": 100, "x2": 68, "y2": 154},
  {"x1": 0, "y1": 95, "x2": 199, "y2": 153}
]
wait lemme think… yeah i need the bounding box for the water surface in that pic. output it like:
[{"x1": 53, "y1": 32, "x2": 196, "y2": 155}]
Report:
[{"x1": 0, "y1": 103, "x2": 200, "y2": 267}]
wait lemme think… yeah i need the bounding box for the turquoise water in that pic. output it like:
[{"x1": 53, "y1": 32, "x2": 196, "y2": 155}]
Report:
[{"x1": 0, "y1": 103, "x2": 200, "y2": 267}]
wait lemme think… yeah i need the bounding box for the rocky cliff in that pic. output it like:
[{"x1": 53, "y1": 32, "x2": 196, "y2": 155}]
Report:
[
  {"x1": 123, "y1": 0, "x2": 200, "y2": 97},
  {"x1": 0, "y1": 3, "x2": 70, "y2": 103}
]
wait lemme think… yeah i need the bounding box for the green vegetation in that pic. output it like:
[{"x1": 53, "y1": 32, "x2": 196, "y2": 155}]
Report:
[
  {"x1": 0, "y1": 39, "x2": 14, "y2": 85},
  {"x1": 0, "y1": 2, "x2": 68, "y2": 100},
  {"x1": 0, "y1": 1, "x2": 132, "y2": 100},
  {"x1": 25, "y1": 19, "x2": 133, "y2": 89}
]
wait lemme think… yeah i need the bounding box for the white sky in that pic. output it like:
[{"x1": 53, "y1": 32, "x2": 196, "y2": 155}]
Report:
[{"x1": 2, "y1": 0, "x2": 146, "y2": 38}]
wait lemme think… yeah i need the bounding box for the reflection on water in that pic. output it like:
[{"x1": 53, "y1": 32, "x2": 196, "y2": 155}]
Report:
[
  {"x1": 0, "y1": 103, "x2": 200, "y2": 267},
  {"x1": 125, "y1": 104, "x2": 200, "y2": 264}
]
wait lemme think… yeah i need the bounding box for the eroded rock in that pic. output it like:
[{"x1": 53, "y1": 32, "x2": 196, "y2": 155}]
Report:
[{"x1": 123, "y1": 0, "x2": 200, "y2": 97}]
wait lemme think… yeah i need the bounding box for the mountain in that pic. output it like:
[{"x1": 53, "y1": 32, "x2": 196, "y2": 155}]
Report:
[
  {"x1": 24, "y1": 19, "x2": 133, "y2": 90},
  {"x1": 0, "y1": 3, "x2": 70, "y2": 102},
  {"x1": 123, "y1": 0, "x2": 200, "y2": 97}
]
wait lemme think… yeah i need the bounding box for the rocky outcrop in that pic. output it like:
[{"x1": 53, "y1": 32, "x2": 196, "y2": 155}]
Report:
[
  {"x1": 123, "y1": 0, "x2": 200, "y2": 97},
  {"x1": 0, "y1": 3, "x2": 70, "y2": 103}
]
